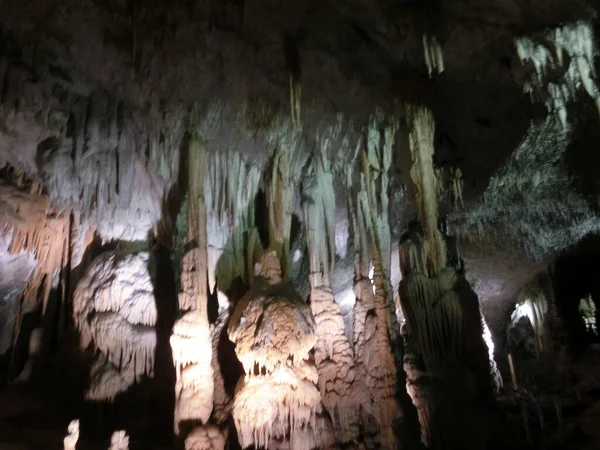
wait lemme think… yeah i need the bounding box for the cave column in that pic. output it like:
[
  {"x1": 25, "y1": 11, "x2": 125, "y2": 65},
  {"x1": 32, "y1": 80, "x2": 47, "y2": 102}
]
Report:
[
  {"x1": 302, "y1": 150, "x2": 368, "y2": 446},
  {"x1": 346, "y1": 115, "x2": 402, "y2": 448},
  {"x1": 399, "y1": 105, "x2": 499, "y2": 449},
  {"x1": 170, "y1": 132, "x2": 215, "y2": 444}
]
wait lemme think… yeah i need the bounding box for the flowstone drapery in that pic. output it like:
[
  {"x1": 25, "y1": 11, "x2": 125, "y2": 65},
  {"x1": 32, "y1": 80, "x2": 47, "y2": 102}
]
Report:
[
  {"x1": 228, "y1": 251, "x2": 333, "y2": 450},
  {"x1": 73, "y1": 251, "x2": 157, "y2": 401},
  {"x1": 399, "y1": 105, "x2": 499, "y2": 449}
]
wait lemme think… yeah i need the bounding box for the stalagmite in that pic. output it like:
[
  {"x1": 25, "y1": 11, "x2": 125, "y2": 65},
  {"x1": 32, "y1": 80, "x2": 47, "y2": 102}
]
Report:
[
  {"x1": 229, "y1": 251, "x2": 333, "y2": 449},
  {"x1": 184, "y1": 425, "x2": 226, "y2": 450},
  {"x1": 210, "y1": 306, "x2": 233, "y2": 425},
  {"x1": 73, "y1": 251, "x2": 157, "y2": 401},
  {"x1": 515, "y1": 21, "x2": 600, "y2": 129},
  {"x1": 481, "y1": 314, "x2": 503, "y2": 392},
  {"x1": 109, "y1": 431, "x2": 129, "y2": 450},
  {"x1": 17, "y1": 326, "x2": 42, "y2": 381},
  {"x1": 400, "y1": 105, "x2": 498, "y2": 449},
  {"x1": 451, "y1": 168, "x2": 464, "y2": 211},
  {"x1": 63, "y1": 419, "x2": 80, "y2": 450},
  {"x1": 171, "y1": 133, "x2": 215, "y2": 441}
]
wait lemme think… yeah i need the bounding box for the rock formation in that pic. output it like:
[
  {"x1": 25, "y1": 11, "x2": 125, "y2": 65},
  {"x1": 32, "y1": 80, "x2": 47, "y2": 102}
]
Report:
[
  {"x1": 399, "y1": 105, "x2": 499, "y2": 449},
  {"x1": 73, "y1": 251, "x2": 157, "y2": 401},
  {"x1": 228, "y1": 251, "x2": 333, "y2": 450},
  {"x1": 4, "y1": 3, "x2": 600, "y2": 450},
  {"x1": 171, "y1": 133, "x2": 215, "y2": 442},
  {"x1": 63, "y1": 420, "x2": 80, "y2": 450}
]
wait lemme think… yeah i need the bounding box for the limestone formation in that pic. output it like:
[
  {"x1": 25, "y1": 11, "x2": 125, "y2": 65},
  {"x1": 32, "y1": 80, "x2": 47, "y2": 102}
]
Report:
[
  {"x1": 171, "y1": 133, "x2": 214, "y2": 436},
  {"x1": 184, "y1": 425, "x2": 226, "y2": 450},
  {"x1": 73, "y1": 251, "x2": 156, "y2": 401},
  {"x1": 516, "y1": 21, "x2": 600, "y2": 129},
  {"x1": 229, "y1": 251, "x2": 332, "y2": 450},
  {"x1": 303, "y1": 147, "x2": 370, "y2": 445},
  {"x1": 63, "y1": 419, "x2": 80, "y2": 450},
  {"x1": 109, "y1": 431, "x2": 129, "y2": 450},
  {"x1": 400, "y1": 105, "x2": 498, "y2": 449}
]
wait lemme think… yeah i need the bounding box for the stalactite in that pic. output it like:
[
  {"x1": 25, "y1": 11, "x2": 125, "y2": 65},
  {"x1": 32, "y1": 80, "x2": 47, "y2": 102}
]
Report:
[
  {"x1": 171, "y1": 132, "x2": 214, "y2": 437},
  {"x1": 422, "y1": 34, "x2": 444, "y2": 78},
  {"x1": 63, "y1": 419, "x2": 79, "y2": 450},
  {"x1": 481, "y1": 313, "x2": 503, "y2": 392},
  {"x1": 229, "y1": 251, "x2": 333, "y2": 449},
  {"x1": 73, "y1": 251, "x2": 157, "y2": 401},
  {"x1": 290, "y1": 74, "x2": 302, "y2": 128},
  {"x1": 267, "y1": 148, "x2": 295, "y2": 277}
]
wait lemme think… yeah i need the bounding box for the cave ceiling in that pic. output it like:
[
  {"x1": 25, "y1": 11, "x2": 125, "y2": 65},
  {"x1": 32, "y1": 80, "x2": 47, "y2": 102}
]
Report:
[{"x1": 1, "y1": 0, "x2": 600, "y2": 336}]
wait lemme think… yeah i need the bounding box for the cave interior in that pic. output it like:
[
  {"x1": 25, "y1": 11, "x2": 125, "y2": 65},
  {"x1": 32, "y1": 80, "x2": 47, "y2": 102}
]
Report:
[{"x1": 2, "y1": 1, "x2": 600, "y2": 449}]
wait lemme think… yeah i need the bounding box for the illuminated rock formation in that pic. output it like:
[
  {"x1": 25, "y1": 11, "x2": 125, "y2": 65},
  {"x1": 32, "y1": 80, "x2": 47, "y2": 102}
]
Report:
[
  {"x1": 229, "y1": 251, "x2": 333, "y2": 449},
  {"x1": 109, "y1": 431, "x2": 129, "y2": 450},
  {"x1": 73, "y1": 251, "x2": 156, "y2": 401},
  {"x1": 343, "y1": 113, "x2": 402, "y2": 448},
  {"x1": 184, "y1": 425, "x2": 226, "y2": 450},
  {"x1": 302, "y1": 141, "x2": 370, "y2": 445},
  {"x1": 171, "y1": 133, "x2": 219, "y2": 447},
  {"x1": 63, "y1": 419, "x2": 79, "y2": 450}
]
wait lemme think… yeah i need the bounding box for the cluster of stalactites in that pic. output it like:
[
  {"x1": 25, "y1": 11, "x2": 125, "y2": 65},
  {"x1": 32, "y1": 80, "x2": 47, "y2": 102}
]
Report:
[
  {"x1": 204, "y1": 149, "x2": 262, "y2": 294},
  {"x1": 0, "y1": 176, "x2": 77, "y2": 314},
  {"x1": 423, "y1": 34, "x2": 445, "y2": 78},
  {"x1": 72, "y1": 251, "x2": 157, "y2": 402},
  {"x1": 515, "y1": 21, "x2": 600, "y2": 130},
  {"x1": 303, "y1": 153, "x2": 336, "y2": 286}
]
